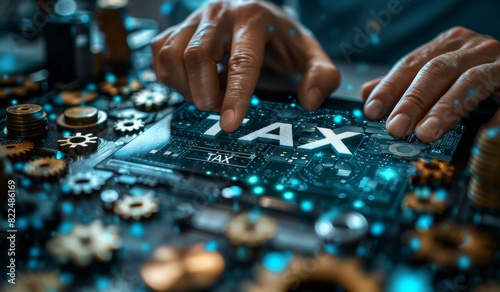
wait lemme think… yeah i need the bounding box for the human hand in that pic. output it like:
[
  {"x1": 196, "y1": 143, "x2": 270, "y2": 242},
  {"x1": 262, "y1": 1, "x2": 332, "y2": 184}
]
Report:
[
  {"x1": 151, "y1": 0, "x2": 340, "y2": 132},
  {"x1": 361, "y1": 26, "x2": 500, "y2": 142}
]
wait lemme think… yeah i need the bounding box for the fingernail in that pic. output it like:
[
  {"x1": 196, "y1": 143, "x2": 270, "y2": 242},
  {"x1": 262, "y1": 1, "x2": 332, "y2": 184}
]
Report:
[
  {"x1": 220, "y1": 109, "x2": 235, "y2": 129},
  {"x1": 387, "y1": 114, "x2": 412, "y2": 137},
  {"x1": 416, "y1": 117, "x2": 443, "y2": 141},
  {"x1": 364, "y1": 100, "x2": 384, "y2": 120}
]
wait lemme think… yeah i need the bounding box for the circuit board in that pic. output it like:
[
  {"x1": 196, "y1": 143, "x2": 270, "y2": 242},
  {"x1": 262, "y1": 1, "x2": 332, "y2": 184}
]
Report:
[{"x1": 101, "y1": 100, "x2": 464, "y2": 219}]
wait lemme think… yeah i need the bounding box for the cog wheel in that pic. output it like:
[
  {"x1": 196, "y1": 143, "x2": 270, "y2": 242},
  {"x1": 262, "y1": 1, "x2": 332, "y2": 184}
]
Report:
[
  {"x1": 113, "y1": 194, "x2": 159, "y2": 220},
  {"x1": 411, "y1": 158, "x2": 455, "y2": 185},
  {"x1": 132, "y1": 89, "x2": 168, "y2": 112},
  {"x1": 404, "y1": 221, "x2": 495, "y2": 269},
  {"x1": 2, "y1": 271, "x2": 62, "y2": 292},
  {"x1": 24, "y1": 157, "x2": 67, "y2": 179},
  {"x1": 402, "y1": 188, "x2": 449, "y2": 215},
  {"x1": 0, "y1": 140, "x2": 35, "y2": 161},
  {"x1": 47, "y1": 220, "x2": 122, "y2": 267},
  {"x1": 61, "y1": 172, "x2": 105, "y2": 195},
  {"x1": 242, "y1": 254, "x2": 381, "y2": 292},
  {"x1": 17, "y1": 191, "x2": 58, "y2": 230},
  {"x1": 58, "y1": 132, "x2": 99, "y2": 155},
  {"x1": 113, "y1": 119, "x2": 145, "y2": 136},
  {"x1": 141, "y1": 244, "x2": 225, "y2": 292},
  {"x1": 225, "y1": 212, "x2": 278, "y2": 247}
]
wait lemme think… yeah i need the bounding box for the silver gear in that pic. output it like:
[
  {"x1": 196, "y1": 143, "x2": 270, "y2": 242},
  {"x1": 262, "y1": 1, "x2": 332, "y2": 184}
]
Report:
[
  {"x1": 132, "y1": 89, "x2": 168, "y2": 112},
  {"x1": 46, "y1": 220, "x2": 122, "y2": 267},
  {"x1": 62, "y1": 172, "x2": 105, "y2": 195},
  {"x1": 113, "y1": 119, "x2": 145, "y2": 135},
  {"x1": 113, "y1": 195, "x2": 159, "y2": 220},
  {"x1": 58, "y1": 132, "x2": 99, "y2": 155}
]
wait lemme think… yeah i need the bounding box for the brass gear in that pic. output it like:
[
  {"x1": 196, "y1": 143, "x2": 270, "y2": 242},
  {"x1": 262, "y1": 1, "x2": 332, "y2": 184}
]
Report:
[
  {"x1": 24, "y1": 157, "x2": 67, "y2": 179},
  {"x1": 404, "y1": 221, "x2": 495, "y2": 269},
  {"x1": 46, "y1": 220, "x2": 122, "y2": 267},
  {"x1": 0, "y1": 140, "x2": 35, "y2": 161},
  {"x1": 225, "y1": 212, "x2": 278, "y2": 247},
  {"x1": 113, "y1": 194, "x2": 159, "y2": 220},
  {"x1": 411, "y1": 158, "x2": 455, "y2": 185},
  {"x1": 402, "y1": 188, "x2": 449, "y2": 215},
  {"x1": 242, "y1": 254, "x2": 381, "y2": 292},
  {"x1": 58, "y1": 132, "x2": 99, "y2": 155}
]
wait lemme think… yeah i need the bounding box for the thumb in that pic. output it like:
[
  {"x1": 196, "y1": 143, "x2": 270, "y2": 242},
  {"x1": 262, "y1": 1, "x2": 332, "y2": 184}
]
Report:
[{"x1": 297, "y1": 57, "x2": 340, "y2": 110}]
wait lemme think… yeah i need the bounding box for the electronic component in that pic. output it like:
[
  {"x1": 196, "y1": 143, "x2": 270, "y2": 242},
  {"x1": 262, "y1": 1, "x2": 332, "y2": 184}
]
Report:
[
  {"x1": 132, "y1": 89, "x2": 169, "y2": 112},
  {"x1": 114, "y1": 118, "x2": 145, "y2": 135},
  {"x1": 58, "y1": 132, "x2": 99, "y2": 155}
]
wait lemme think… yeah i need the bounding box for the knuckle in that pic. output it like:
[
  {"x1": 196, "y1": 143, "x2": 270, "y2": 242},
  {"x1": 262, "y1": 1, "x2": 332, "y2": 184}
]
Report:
[
  {"x1": 476, "y1": 38, "x2": 500, "y2": 52},
  {"x1": 445, "y1": 26, "x2": 473, "y2": 38},
  {"x1": 397, "y1": 55, "x2": 422, "y2": 75},
  {"x1": 234, "y1": 1, "x2": 271, "y2": 20},
  {"x1": 461, "y1": 67, "x2": 484, "y2": 85},
  {"x1": 423, "y1": 56, "x2": 457, "y2": 78},
  {"x1": 401, "y1": 89, "x2": 431, "y2": 111},
  {"x1": 184, "y1": 45, "x2": 209, "y2": 64},
  {"x1": 229, "y1": 50, "x2": 258, "y2": 72}
]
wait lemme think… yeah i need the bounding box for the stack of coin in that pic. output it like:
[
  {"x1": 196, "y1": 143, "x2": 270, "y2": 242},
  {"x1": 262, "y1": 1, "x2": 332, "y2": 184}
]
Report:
[
  {"x1": 6, "y1": 104, "x2": 48, "y2": 139},
  {"x1": 467, "y1": 126, "x2": 500, "y2": 208}
]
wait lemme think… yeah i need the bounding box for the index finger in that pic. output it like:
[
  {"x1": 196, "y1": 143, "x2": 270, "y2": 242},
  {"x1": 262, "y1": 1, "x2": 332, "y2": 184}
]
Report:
[{"x1": 219, "y1": 20, "x2": 268, "y2": 132}]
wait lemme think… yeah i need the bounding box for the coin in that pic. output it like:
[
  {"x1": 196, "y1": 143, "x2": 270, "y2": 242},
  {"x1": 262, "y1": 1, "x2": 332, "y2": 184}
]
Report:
[{"x1": 64, "y1": 106, "x2": 99, "y2": 125}]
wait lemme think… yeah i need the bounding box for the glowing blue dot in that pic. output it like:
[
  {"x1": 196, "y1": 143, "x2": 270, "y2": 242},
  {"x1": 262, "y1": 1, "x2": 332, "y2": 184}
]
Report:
[
  {"x1": 124, "y1": 16, "x2": 135, "y2": 31},
  {"x1": 275, "y1": 184, "x2": 285, "y2": 191},
  {"x1": 56, "y1": 151, "x2": 65, "y2": 159},
  {"x1": 315, "y1": 152, "x2": 324, "y2": 158},
  {"x1": 161, "y1": 2, "x2": 174, "y2": 15},
  {"x1": 356, "y1": 246, "x2": 367, "y2": 257},
  {"x1": 290, "y1": 103, "x2": 297, "y2": 108},
  {"x1": 62, "y1": 202, "x2": 74, "y2": 214},
  {"x1": 268, "y1": 25, "x2": 275, "y2": 33},
  {"x1": 11, "y1": 99, "x2": 18, "y2": 105},
  {"x1": 188, "y1": 105, "x2": 196, "y2": 111},
  {"x1": 141, "y1": 243, "x2": 151, "y2": 252},
  {"x1": 324, "y1": 244, "x2": 337, "y2": 254},
  {"x1": 247, "y1": 175, "x2": 259, "y2": 184},
  {"x1": 230, "y1": 186, "x2": 242, "y2": 197},
  {"x1": 251, "y1": 95, "x2": 260, "y2": 106},
  {"x1": 300, "y1": 200, "x2": 314, "y2": 212},
  {"x1": 14, "y1": 162, "x2": 25, "y2": 171},
  {"x1": 379, "y1": 168, "x2": 397, "y2": 180},
  {"x1": 62, "y1": 131, "x2": 72, "y2": 137},
  {"x1": 353, "y1": 200, "x2": 365, "y2": 209},
  {"x1": 29, "y1": 247, "x2": 41, "y2": 258},
  {"x1": 283, "y1": 191, "x2": 294, "y2": 201},
  {"x1": 130, "y1": 222, "x2": 144, "y2": 237},
  {"x1": 49, "y1": 113, "x2": 57, "y2": 121},
  {"x1": 205, "y1": 240, "x2": 218, "y2": 252},
  {"x1": 113, "y1": 95, "x2": 123, "y2": 103},
  {"x1": 61, "y1": 185, "x2": 72, "y2": 194},
  {"x1": 263, "y1": 252, "x2": 290, "y2": 273},
  {"x1": 471, "y1": 146, "x2": 480, "y2": 155},
  {"x1": 86, "y1": 83, "x2": 96, "y2": 91},
  {"x1": 17, "y1": 218, "x2": 28, "y2": 230},
  {"x1": 457, "y1": 255, "x2": 471, "y2": 270},
  {"x1": 28, "y1": 259, "x2": 38, "y2": 270},
  {"x1": 21, "y1": 178, "x2": 32, "y2": 188},
  {"x1": 468, "y1": 87, "x2": 477, "y2": 97},
  {"x1": 415, "y1": 187, "x2": 431, "y2": 200},
  {"x1": 487, "y1": 127, "x2": 500, "y2": 139},
  {"x1": 387, "y1": 267, "x2": 432, "y2": 292},
  {"x1": 434, "y1": 189, "x2": 447, "y2": 201},
  {"x1": 289, "y1": 178, "x2": 300, "y2": 186},
  {"x1": 370, "y1": 34, "x2": 380, "y2": 45},
  {"x1": 333, "y1": 115, "x2": 343, "y2": 124},
  {"x1": 370, "y1": 222, "x2": 385, "y2": 237},
  {"x1": 43, "y1": 104, "x2": 53, "y2": 112},
  {"x1": 353, "y1": 109, "x2": 363, "y2": 118},
  {"x1": 95, "y1": 277, "x2": 110, "y2": 290},
  {"x1": 59, "y1": 273, "x2": 74, "y2": 285},
  {"x1": 253, "y1": 186, "x2": 265, "y2": 195},
  {"x1": 347, "y1": 83, "x2": 353, "y2": 91},
  {"x1": 415, "y1": 215, "x2": 433, "y2": 231},
  {"x1": 105, "y1": 73, "x2": 117, "y2": 84},
  {"x1": 59, "y1": 221, "x2": 74, "y2": 234},
  {"x1": 205, "y1": 171, "x2": 212, "y2": 175},
  {"x1": 454, "y1": 99, "x2": 460, "y2": 105}
]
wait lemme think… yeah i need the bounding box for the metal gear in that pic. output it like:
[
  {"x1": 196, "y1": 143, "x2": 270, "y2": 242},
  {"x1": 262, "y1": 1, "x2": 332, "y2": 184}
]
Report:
[
  {"x1": 58, "y1": 132, "x2": 99, "y2": 155},
  {"x1": 402, "y1": 188, "x2": 449, "y2": 215},
  {"x1": 242, "y1": 254, "x2": 381, "y2": 292},
  {"x1": 61, "y1": 172, "x2": 105, "y2": 195},
  {"x1": 132, "y1": 89, "x2": 169, "y2": 112},
  {"x1": 113, "y1": 118, "x2": 145, "y2": 135},
  {"x1": 0, "y1": 140, "x2": 35, "y2": 161},
  {"x1": 404, "y1": 221, "x2": 495, "y2": 269},
  {"x1": 141, "y1": 244, "x2": 225, "y2": 292},
  {"x1": 113, "y1": 194, "x2": 159, "y2": 220},
  {"x1": 46, "y1": 220, "x2": 122, "y2": 267},
  {"x1": 2, "y1": 271, "x2": 62, "y2": 292},
  {"x1": 411, "y1": 158, "x2": 455, "y2": 185},
  {"x1": 225, "y1": 212, "x2": 278, "y2": 247},
  {"x1": 24, "y1": 157, "x2": 67, "y2": 179}
]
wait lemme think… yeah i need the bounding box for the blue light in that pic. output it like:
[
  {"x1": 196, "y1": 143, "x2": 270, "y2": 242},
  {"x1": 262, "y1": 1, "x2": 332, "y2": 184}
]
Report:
[
  {"x1": 95, "y1": 277, "x2": 110, "y2": 290},
  {"x1": 230, "y1": 186, "x2": 242, "y2": 197},
  {"x1": 130, "y1": 222, "x2": 144, "y2": 237},
  {"x1": 353, "y1": 200, "x2": 365, "y2": 209},
  {"x1": 379, "y1": 168, "x2": 398, "y2": 181},
  {"x1": 21, "y1": 178, "x2": 32, "y2": 188},
  {"x1": 17, "y1": 218, "x2": 28, "y2": 231},
  {"x1": 324, "y1": 244, "x2": 337, "y2": 254},
  {"x1": 409, "y1": 237, "x2": 421, "y2": 251},
  {"x1": 247, "y1": 175, "x2": 259, "y2": 184},
  {"x1": 347, "y1": 84, "x2": 353, "y2": 91},
  {"x1": 353, "y1": 108, "x2": 363, "y2": 118},
  {"x1": 275, "y1": 184, "x2": 285, "y2": 191},
  {"x1": 59, "y1": 273, "x2": 74, "y2": 285},
  {"x1": 105, "y1": 73, "x2": 117, "y2": 84},
  {"x1": 268, "y1": 25, "x2": 275, "y2": 33},
  {"x1": 263, "y1": 252, "x2": 290, "y2": 273},
  {"x1": 29, "y1": 247, "x2": 41, "y2": 258},
  {"x1": 251, "y1": 95, "x2": 260, "y2": 106},
  {"x1": 315, "y1": 152, "x2": 324, "y2": 158},
  {"x1": 56, "y1": 151, "x2": 65, "y2": 159},
  {"x1": 283, "y1": 191, "x2": 294, "y2": 201},
  {"x1": 62, "y1": 131, "x2": 72, "y2": 137},
  {"x1": 300, "y1": 200, "x2": 314, "y2": 212},
  {"x1": 59, "y1": 221, "x2": 74, "y2": 234},
  {"x1": 253, "y1": 186, "x2": 265, "y2": 195},
  {"x1": 415, "y1": 187, "x2": 431, "y2": 200},
  {"x1": 161, "y1": 2, "x2": 174, "y2": 15},
  {"x1": 333, "y1": 115, "x2": 343, "y2": 124},
  {"x1": 290, "y1": 103, "x2": 297, "y2": 107},
  {"x1": 370, "y1": 222, "x2": 385, "y2": 237},
  {"x1": 415, "y1": 215, "x2": 433, "y2": 231},
  {"x1": 141, "y1": 243, "x2": 151, "y2": 252},
  {"x1": 11, "y1": 99, "x2": 18, "y2": 105},
  {"x1": 387, "y1": 267, "x2": 432, "y2": 292},
  {"x1": 471, "y1": 146, "x2": 480, "y2": 155},
  {"x1": 113, "y1": 95, "x2": 123, "y2": 103},
  {"x1": 487, "y1": 127, "x2": 500, "y2": 139},
  {"x1": 370, "y1": 35, "x2": 381, "y2": 45},
  {"x1": 28, "y1": 259, "x2": 38, "y2": 270},
  {"x1": 124, "y1": 16, "x2": 135, "y2": 31},
  {"x1": 454, "y1": 99, "x2": 460, "y2": 105},
  {"x1": 205, "y1": 171, "x2": 212, "y2": 175},
  {"x1": 86, "y1": 83, "x2": 96, "y2": 91},
  {"x1": 457, "y1": 255, "x2": 471, "y2": 270},
  {"x1": 49, "y1": 113, "x2": 57, "y2": 121},
  {"x1": 289, "y1": 178, "x2": 300, "y2": 186},
  {"x1": 434, "y1": 189, "x2": 447, "y2": 201},
  {"x1": 62, "y1": 202, "x2": 74, "y2": 214},
  {"x1": 0, "y1": 54, "x2": 16, "y2": 73},
  {"x1": 205, "y1": 240, "x2": 218, "y2": 252}
]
